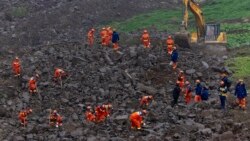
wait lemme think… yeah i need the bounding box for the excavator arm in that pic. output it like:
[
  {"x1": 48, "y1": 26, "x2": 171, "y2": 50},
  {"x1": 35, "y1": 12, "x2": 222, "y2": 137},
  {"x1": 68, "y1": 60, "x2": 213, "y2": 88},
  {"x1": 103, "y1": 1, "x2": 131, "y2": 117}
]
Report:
[{"x1": 183, "y1": 0, "x2": 205, "y2": 38}]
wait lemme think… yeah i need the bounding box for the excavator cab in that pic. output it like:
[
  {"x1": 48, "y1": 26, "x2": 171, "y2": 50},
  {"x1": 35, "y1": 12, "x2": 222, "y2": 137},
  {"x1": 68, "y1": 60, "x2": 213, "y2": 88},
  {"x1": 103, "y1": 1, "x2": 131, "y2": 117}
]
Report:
[{"x1": 204, "y1": 23, "x2": 227, "y2": 44}]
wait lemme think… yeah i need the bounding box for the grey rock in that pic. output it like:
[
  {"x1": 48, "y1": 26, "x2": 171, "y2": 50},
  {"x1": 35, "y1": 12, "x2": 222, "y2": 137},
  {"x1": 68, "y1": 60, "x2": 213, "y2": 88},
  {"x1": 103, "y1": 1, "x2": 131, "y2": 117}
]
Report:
[
  {"x1": 26, "y1": 134, "x2": 33, "y2": 139},
  {"x1": 71, "y1": 128, "x2": 83, "y2": 137},
  {"x1": 185, "y1": 69, "x2": 196, "y2": 75},
  {"x1": 72, "y1": 113, "x2": 78, "y2": 120},
  {"x1": 202, "y1": 61, "x2": 209, "y2": 69},
  {"x1": 7, "y1": 100, "x2": 13, "y2": 106},
  {"x1": 87, "y1": 136, "x2": 97, "y2": 141},
  {"x1": 13, "y1": 136, "x2": 25, "y2": 141},
  {"x1": 200, "y1": 128, "x2": 212, "y2": 136},
  {"x1": 219, "y1": 131, "x2": 234, "y2": 141}
]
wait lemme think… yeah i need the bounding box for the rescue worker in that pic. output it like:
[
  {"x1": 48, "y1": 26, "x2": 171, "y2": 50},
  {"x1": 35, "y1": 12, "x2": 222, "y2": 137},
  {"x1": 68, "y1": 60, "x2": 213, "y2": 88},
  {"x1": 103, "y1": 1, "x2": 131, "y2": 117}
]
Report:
[
  {"x1": 166, "y1": 36, "x2": 174, "y2": 55},
  {"x1": 177, "y1": 70, "x2": 185, "y2": 90},
  {"x1": 112, "y1": 29, "x2": 120, "y2": 51},
  {"x1": 50, "y1": 110, "x2": 63, "y2": 127},
  {"x1": 170, "y1": 47, "x2": 178, "y2": 70},
  {"x1": 218, "y1": 81, "x2": 228, "y2": 110},
  {"x1": 140, "y1": 95, "x2": 153, "y2": 107},
  {"x1": 141, "y1": 30, "x2": 150, "y2": 48},
  {"x1": 95, "y1": 104, "x2": 112, "y2": 122},
  {"x1": 12, "y1": 57, "x2": 21, "y2": 77},
  {"x1": 85, "y1": 106, "x2": 96, "y2": 122},
  {"x1": 54, "y1": 68, "x2": 67, "y2": 81},
  {"x1": 171, "y1": 82, "x2": 181, "y2": 107},
  {"x1": 184, "y1": 81, "x2": 192, "y2": 104},
  {"x1": 100, "y1": 27, "x2": 108, "y2": 46},
  {"x1": 194, "y1": 80, "x2": 202, "y2": 102},
  {"x1": 87, "y1": 28, "x2": 95, "y2": 47},
  {"x1": 235, "y1": 79, "x2": 247, "y2": 110},
  {"x1": 201, "y1": 85, "x2": 209, "y2": 101},
  {"x1": 107, "y1": 27, "x2": 113, "y2": 45},
  {"x1": 221, "y1": 73, "x2": 232, "y2": 90},
  {"x1": 29, "y1": 76, "x2": 37, "y2": 94},
  {"x1": 18, "y1": 108, "x2": 32, "y2": 126},
  {"x1": 129, "y1": 110, "x2": 147, "y2": 130}
]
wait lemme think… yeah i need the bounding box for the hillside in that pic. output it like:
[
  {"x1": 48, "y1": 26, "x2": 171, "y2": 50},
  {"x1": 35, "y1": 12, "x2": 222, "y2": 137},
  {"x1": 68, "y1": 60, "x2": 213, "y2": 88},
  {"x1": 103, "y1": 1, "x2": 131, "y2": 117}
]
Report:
[{"x1": 0, "y1": 0, "x2": 250, "y2": 141}]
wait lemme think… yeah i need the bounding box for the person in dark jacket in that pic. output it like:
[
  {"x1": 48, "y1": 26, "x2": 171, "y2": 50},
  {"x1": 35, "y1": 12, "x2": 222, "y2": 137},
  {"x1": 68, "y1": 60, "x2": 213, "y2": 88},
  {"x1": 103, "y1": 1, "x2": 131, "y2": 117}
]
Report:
[
  {"x1": 221, "y1": 73, "x2": 232, "y2": 90},
  {"x1": 218, "y1": 81, "x2": 228, "y2": 110},
  {"x1": 235, "y1": 79, "x2": 247, "y2": 110},
  {"x1": 170, "y1": 47, "x2": 178, "y2": 70},
  {"x1": 112, "y1": 29, "x2": 119, "y2": 51},
  {"x1": 201, "y1": 86, "x2": 209, "y2": 101},
  {"x1": 171, "y1": 82, "x2": 181, "y2": 107},
  {"x1": 195, "y1": 80, "x2": 202, "y2": 102}
]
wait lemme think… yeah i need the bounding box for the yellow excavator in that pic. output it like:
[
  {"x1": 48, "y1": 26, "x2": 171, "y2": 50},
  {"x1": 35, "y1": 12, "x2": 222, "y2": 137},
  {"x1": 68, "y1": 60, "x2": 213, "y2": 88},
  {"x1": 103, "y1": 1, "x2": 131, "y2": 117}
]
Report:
[{"x1": 174, "y1": 0, "x2": 227, "y2": 48}]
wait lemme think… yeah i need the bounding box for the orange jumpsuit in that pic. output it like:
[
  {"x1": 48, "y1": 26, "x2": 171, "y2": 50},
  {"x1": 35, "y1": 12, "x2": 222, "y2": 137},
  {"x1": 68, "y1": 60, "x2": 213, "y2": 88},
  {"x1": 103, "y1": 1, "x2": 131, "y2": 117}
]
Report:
[
  {"x1": 18, "y1": 109, "x2": 32, "y2": 126},
  {"x1": 50, "y1": 113, "x2": 63, "y2": 127},
  {"x1": 85, "y1": 111, "x2": 96, "y2": 122},
  {"x1": 107, "y1": 27, "x2": 113, "y2": 45},
  {"x1": 95, "y1": 104, "x2": 112, "y2": 122},
  {"x1": 54, "y1": 68, "x2": 66, "y2": 79},
  {"x1": 87, "y1": 29, "x2": 95, "y2": 47},
  {"x1": 177, "y1": 74, "x2": 185, "y2": 89},
  {"x1": 29, "y1": 78, "x2": 37, "y2": 93},
  {"x1": 12, "y1": 59, "x2": 21, "y2": 76},
  {"x1": 100, "y1": 28, "x2": 108, "y2": 46},
  {"x1": 141, "y1": 33, "x2": 150, "y2": 48},
  {"x1": 95, "y1": 106, "x2": 107, "y2": 122},
  {"x1": 140, "y1": 96, "x2": 153, "y2": 106},
  {"x1": 185, "y1": 85, "x2": 192, "y2": 104},
  {"x1": 166, "y1": 38, "x2": 174, "y2": 54},
  {"x1": 130, "y1": 112, "x2": 143, "y2": 129}
]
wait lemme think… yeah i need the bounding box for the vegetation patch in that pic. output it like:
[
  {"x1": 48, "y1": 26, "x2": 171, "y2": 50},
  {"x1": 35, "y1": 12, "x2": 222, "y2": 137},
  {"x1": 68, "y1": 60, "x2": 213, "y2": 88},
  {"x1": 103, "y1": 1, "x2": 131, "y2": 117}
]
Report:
[
  {"x1": 109, "y1": 0, "x2": 250, "y2": 48},
  {"x1": 226, "y1": 57, "x2": 250, "y2": 78},
  {"x1": 11, "y1": 6, "x2": 28, "y2": 18}
]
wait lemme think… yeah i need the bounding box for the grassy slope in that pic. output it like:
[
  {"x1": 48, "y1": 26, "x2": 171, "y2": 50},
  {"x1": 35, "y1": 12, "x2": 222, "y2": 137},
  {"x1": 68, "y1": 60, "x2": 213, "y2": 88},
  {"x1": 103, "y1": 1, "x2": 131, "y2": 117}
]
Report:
[{"x1": 110, "y1": 0, "x2": 250, "y2": 47}]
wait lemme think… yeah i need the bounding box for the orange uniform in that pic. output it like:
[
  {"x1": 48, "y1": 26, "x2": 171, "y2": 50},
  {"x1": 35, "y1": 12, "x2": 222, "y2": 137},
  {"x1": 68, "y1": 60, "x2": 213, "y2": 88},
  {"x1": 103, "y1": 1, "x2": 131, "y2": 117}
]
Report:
[
  {"x1": 95, "y1": 104, "x2": 112, "y2": 122},
  {"x1": 29, "y1": 77, "x2": 37, "y2": 93},
  {"x1": 85, "y1": 111, "x2": 96, "y2": 122},
  {"x1": 141, "y1": 30, "x2": 150, "y2": 48},
  {"x1": 185, "y1": 82, "x2": 192, "y2": 104},
  {"x1": 12, "y1": 57, "x2": 21, "y2": 76},
  {"x1": 18, "y1": 109, "x2": 32, "y2": 126},
  {"x1": 54, "y1": 68, "x2": 66, "y2": 79},
  {"x1": 87, "y1": 28, "x2": 95, "y2": 47},
  {"x1": 177, "y1": 72, "x2": 185, "y2": 89},
  {"x1": 166, "y1": 36, "x2": 174, "y2": 54},
  {"x1": 140, "y1": 96, "x2": 153, "y2": 106},
  {"x1": 50, "y1": 110, "x2": 63, "y2": 127},
  {"x1": 130, "y1": 111, "x2": 145, "y2": 129},
  {"x1": 100, "y1": 28, "x2": 108, "y2": 46},
  {"x1": 107, "y1": 27, "x2": 113, "y2": 45}
]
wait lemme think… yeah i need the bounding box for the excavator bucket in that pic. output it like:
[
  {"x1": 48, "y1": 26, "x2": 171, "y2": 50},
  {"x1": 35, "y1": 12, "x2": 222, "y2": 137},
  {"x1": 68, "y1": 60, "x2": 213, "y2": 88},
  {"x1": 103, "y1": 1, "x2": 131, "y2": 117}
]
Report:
[{"x1": 174, "y1": 30, "x2": 191, "y2": 48}]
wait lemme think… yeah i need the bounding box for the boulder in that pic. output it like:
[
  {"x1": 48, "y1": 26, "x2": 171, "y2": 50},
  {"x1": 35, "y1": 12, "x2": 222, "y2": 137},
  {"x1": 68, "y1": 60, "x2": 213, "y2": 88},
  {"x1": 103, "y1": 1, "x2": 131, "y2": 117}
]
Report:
[{"x1": 185, "y1": 69, "x2": 196, "y2": 75}]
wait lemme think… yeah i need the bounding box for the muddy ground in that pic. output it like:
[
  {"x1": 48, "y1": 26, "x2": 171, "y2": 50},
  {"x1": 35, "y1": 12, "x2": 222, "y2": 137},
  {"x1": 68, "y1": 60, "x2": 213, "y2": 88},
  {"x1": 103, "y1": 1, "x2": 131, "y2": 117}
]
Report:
[{"x1": 0, "y1": 0, "x2": 250, "y2": 141}]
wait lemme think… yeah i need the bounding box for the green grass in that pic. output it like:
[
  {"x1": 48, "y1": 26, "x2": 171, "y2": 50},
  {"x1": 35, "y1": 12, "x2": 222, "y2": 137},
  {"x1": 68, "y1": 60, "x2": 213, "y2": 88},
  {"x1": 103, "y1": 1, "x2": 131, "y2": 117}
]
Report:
[
  {"x1": 11, "y1": 6, "x2": 28, "y2": 18},
  {"x1": 110, "y1": 10, "x2": 181, "y2": 33},
  {"x1": 226, "y1": 57, "x2": 250, "y2": 78},
  {"x1": 109, "y1": 0, "x2": 250, "y2": 47}
]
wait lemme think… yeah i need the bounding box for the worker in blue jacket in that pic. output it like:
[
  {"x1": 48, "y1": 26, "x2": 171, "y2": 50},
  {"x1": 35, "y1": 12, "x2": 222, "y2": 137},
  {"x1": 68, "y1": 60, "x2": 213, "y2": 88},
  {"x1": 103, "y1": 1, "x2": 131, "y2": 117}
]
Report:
[
  {"x1": 195, "y1": 80, "x2": 202, "y2": 102},
  {"x1": 235, "y1": 79, "x2": 247, "y2": 110},
  {"x1": 170, "y1": 47, "x2": 178, "y2": 69},
  {"x1": 201, "y1": 86, "x2": 209, "y2": 101},
  {"x1": 112, "y1": 29, "x2": 120, "y2": 51}
]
